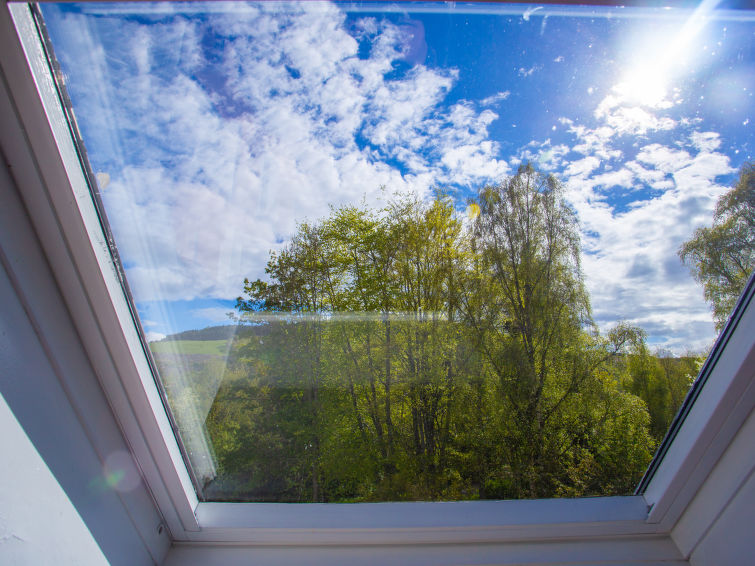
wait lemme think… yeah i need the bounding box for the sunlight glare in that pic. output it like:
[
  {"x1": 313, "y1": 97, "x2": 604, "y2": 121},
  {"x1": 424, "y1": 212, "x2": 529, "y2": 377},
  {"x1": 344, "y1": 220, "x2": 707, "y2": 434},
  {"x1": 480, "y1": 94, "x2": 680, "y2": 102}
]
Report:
[
  {"x1": 615, "y1": 68, "x2": 668, "y2": 108},
  {"x1": 613, "y1": 0, "x2": 722, "y2": 108}
]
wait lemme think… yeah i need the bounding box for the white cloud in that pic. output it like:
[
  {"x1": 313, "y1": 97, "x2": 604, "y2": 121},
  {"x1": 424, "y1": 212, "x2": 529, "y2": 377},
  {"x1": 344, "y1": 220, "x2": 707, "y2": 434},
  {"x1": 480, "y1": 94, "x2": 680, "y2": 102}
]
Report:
[
  {"x1": 47, "y1": 3, "x2": 739, "y2": 352},
  {"x1": 52, "y1": 4, "x2": 512, "y2": 303},
  {"x1": 593, "y1": 90, "x2": 678, "y2": 137},
  {"x1": 590, "y1": 168, "x2": 635, "y2": 190},
  {"x1": 596, "y1": 104, "x2": 676, "y2": 135},
  {"x1": 191, "y1": 307, "x2": 235, "y2": 323},
  {"x1": 146, "y1": 331, "x2": 166, "y2": 342},
  {"x1": 625, "y1": 161, "x2": 674, "y2": 190},
  {"x1": 518, "y1": 65, "x2": 540, "y2": 77},
  {"x1": 559, "y1": 134, "x2": 734, "y2": 352},
  {"x1": 564, "y1": 156, "x2": 601, "y2": 178},
  {"x1": 542, "y1": 72, "x2": 736, "y2": 351},
  {"x1": 636, "y1": 144, "x2": 691, "y2": 173},
  {"x1": 567, "y1": 123, "x2": 620, "y2": 161},
  {"x1": 480, "y1": 91, "x2": 510, "y2": 106},
  {"x1": 519, "y1": 140, "x2": 570, "y2": 171},
  {"x1": 690, "y1": 131, "x2": 722, "y2": 152}
]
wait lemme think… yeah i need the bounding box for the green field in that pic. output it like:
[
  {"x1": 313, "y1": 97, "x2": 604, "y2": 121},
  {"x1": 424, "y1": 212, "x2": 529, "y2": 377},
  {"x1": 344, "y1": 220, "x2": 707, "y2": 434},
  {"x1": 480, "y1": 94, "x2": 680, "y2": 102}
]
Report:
[{"x1": 149, "y1": 339, "x2": 229, "y2": 356}]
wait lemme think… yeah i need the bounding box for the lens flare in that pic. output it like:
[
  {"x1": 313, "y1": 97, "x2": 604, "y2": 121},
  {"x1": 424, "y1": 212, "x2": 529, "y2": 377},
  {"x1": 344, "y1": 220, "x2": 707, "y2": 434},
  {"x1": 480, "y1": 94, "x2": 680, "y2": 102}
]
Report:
[{"x1": 466, "y1": 203, "x2": 480, "y2": 220}]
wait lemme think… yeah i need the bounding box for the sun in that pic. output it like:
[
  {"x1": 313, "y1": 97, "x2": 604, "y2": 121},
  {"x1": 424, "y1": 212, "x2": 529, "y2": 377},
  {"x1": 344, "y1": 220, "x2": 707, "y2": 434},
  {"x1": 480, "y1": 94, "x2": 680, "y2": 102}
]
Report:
[
  {"x1": 611, "y1": 0, "x2": 720, "y2": 108},
  {"x1": 614, "y1": 67, "x2": 668, "y2": 108}
]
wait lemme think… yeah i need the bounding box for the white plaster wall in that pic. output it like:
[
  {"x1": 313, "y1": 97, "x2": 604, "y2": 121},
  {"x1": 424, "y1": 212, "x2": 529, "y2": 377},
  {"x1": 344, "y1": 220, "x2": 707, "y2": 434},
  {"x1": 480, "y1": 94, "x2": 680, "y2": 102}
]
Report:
[
  {"x1": 0, "y1": 104, "x2": 169, "y2": 565},
  {"x1": 690, "y1": 470, "x2": 755, "y2": 565},
  {"x1": 0, "y1": 392, "x2": 108, "y2": 566},
  {"x1": 672, "y1": 404, "x2": 755, "y2": 565}
]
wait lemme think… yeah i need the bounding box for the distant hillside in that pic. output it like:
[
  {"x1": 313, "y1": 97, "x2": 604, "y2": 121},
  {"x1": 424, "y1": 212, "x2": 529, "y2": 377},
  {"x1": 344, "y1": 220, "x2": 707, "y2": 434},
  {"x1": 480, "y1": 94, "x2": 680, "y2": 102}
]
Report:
[
  {"x1": 159, "y1": 324, "x2": 271, "y2": 342},
  {"x1": 150, "y1": 339, "x2": 229, "y2": 356}
]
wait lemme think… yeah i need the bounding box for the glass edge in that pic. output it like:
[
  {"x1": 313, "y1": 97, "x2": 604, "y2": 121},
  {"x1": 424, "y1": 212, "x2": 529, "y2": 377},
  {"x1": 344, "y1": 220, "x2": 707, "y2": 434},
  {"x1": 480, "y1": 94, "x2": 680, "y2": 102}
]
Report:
[
  {"x1": 27, "y1": 1, "x2": 210, "y2": 501},
  {"x1": 19, "y1": 1, "x2": 755, "y2": 21},
  {"x1": 635, "y1": 269, "x2": 755, "y2": 494}
]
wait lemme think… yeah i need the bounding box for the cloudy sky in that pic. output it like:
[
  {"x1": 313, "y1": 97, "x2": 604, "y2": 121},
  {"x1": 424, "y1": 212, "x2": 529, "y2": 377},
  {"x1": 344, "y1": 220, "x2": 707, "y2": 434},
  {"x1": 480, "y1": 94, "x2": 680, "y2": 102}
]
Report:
[{"x1": 42, "y1": 1, "x2": 753, "y2": 352}]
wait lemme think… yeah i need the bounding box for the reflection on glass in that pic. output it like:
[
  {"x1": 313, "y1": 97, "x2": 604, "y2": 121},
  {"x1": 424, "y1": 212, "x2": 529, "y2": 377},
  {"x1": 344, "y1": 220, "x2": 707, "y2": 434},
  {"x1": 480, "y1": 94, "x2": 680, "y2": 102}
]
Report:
[{"x1": 38, "y1": 1, "x2": 753, "y2": 501}]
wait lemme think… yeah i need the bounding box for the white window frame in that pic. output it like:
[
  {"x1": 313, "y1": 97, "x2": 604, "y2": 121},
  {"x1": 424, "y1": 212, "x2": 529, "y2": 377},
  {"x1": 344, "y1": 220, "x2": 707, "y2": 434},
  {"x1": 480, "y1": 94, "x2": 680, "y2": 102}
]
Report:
[{"x1": 2, "y1": 0, "x2": 753, "y2": 560}]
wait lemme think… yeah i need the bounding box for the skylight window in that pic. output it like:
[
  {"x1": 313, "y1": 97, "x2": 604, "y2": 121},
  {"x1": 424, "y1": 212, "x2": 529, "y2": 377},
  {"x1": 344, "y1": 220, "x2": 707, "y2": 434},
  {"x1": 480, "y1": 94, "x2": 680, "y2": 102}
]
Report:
[{"x1": 30, "y1": 1, "x2": 753, "y2": 504}]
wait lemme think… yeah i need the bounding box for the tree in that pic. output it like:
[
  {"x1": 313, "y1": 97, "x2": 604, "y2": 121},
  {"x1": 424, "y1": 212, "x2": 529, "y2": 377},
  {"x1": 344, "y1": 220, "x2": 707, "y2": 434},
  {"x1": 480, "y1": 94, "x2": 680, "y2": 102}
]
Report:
[
  {"x1": 462, "y1": 163, "x2": 647, "y2": 497},
  {"x1": 222, "y1": 167, "x2": 657, "y2": 501},
  {"x1": 234, "y1": 196, "x2": 474, "y2": 499},
  {"x1": 679, "y1": 163, "x2": 755, "y2": 330}
]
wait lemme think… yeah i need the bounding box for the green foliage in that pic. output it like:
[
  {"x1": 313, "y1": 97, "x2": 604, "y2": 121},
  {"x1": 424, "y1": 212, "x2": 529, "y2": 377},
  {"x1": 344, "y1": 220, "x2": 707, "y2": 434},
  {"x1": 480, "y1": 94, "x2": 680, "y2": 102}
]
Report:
[
  {"x1": 195, "y1": 165, "x2": 697, "y2": 501},
  {"x1": 679, "y1": 162, "x2": 755, "y2": 330}
]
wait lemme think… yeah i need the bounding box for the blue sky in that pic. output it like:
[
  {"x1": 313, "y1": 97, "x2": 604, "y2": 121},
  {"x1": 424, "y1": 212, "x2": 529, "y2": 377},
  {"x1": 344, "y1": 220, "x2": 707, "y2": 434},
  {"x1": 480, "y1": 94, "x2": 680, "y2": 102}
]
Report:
[{"x1": 41, "y1": 1, "x2": 753, "y2": 352}]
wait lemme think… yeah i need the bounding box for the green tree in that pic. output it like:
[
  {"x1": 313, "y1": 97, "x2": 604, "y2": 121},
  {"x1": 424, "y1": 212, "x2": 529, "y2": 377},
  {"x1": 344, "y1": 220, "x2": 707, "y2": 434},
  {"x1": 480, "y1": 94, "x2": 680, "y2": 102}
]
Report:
[
  {"x1": 462, "y1": 164, "x2": 648, "y2": 497},
  {"x1": 679, "y1": 163, "x2": 755, "y2": 330},
  {"x1": 222, "y1": 168, "x2": 658, "y2": 501}
]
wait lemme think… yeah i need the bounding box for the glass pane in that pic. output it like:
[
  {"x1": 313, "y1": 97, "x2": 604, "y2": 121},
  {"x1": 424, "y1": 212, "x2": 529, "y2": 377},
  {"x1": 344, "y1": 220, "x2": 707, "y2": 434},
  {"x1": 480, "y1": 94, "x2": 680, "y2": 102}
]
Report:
[{"x1": 38, "y1": 1, "x2": 754, "y2": 501}]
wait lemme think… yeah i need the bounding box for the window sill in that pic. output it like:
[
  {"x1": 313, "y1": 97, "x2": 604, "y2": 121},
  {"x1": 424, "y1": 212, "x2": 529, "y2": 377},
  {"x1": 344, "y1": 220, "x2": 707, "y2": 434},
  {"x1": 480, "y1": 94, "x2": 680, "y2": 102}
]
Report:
[{"x1": 187, "y1": 496, "x2": 654, "y2": 544}]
